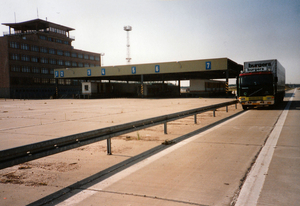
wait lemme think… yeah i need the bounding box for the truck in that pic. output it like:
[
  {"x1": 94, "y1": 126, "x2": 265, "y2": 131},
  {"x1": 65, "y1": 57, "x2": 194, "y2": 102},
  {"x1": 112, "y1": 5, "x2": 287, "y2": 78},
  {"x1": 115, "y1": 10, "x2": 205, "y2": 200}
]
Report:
[{"x1": 237, "y1": 59, "x2": 285, "y2": 110}]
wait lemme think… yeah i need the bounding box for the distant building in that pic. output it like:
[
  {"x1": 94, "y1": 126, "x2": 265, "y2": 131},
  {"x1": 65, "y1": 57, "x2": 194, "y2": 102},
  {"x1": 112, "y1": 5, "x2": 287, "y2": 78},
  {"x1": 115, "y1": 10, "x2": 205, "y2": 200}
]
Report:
[{"x1": 0, "y1": 19, "x2": 101, "y2": 99}]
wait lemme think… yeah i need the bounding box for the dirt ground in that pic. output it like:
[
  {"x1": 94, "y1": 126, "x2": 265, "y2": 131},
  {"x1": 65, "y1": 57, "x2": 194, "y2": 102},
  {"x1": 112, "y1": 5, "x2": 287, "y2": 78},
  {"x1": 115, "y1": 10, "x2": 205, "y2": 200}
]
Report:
[{"x1": 0, "y1": 98, "x2": 242, "y2": 205}]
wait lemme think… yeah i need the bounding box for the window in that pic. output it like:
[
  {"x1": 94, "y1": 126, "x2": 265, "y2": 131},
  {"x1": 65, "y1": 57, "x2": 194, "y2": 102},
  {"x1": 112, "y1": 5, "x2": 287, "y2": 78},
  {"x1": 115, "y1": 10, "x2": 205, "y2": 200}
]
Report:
[
  {"x1": 95, "y1": 56, "x2": 100, "y2": 61},
  {"x1": 41, "y1": 68, "x2": 49, "y2": 74},
  {"x1": 71, "y1": 53, "x2": 77, "y2": 58},
  {"x1": 48, "y1": 37, "x2": 53, "y2": 42},
  {"x1": 90, "y1": 56, "x2": 95, "y2": 60},
  {"x1": 40, "y1": 47, "x2": 48, "y2": 53},
  {"x1": 50, "y1": 79, "x2": 56, "y2": 84},
  {"x1": 84, "y1": 54, "x2": 89, "y2": 60},
  {"x1": 49, "y1": 69, "x2": 54, "y2": 75},
  {"x1": 11, "y1": 54, "x2": 20, "y2": 60},
  {"x1": 31, "y1": 45, "x2": 39, "y2": 52},
  {"x1": 39, "y1": 35, "x2": 46, "y2": 40},
  {"x1": 64, "y1": 41, "x2": 69, "y2": 45},
  {"x1": 31, "y1": 57, "x2": 38, "y2": 62},
  {"x1": 21, "y1": 55, "x2": 30, "y2": 61},
  {"x1": 72, "y1": 62, "x2": 77, "y2": 67},
  {"x1": 57, "y1": 50, "x2": 63, "y2": 55},
  {"x1": 10, "y1": 42, "x2": 19, "y2": 49},
  {"x1": 78, "y1": 54, "x2": 83, "y2": 59},
  {"x1": 66, "y1": 79, "x2": 71, "y2": 85},
  {"x1": 90, "y1": 64, "x2": 94, "y2": 67},
  {"x1": 58, "y1": 79, "x2": 64, "y2": 85},
  {"x1": 58, "y1": 60, "x2": 64, "y2": 65},
  {"x1": 40, "y1": 58, "x2": 48, "y2": 64},
  {"x1": 21, "y1": 66, "x2": 30, "y2": 73},
  {"x1": 56, "y1": 39, "x2": 62, "y2": 43},
  {"x1": 11, "y1": 66, "x2": 20, "y2": 72},
  {"x1": 32, "y1": 67, "x2": 40, "y2": 73},
  {"x1": 49, "y1": 59, "x2": 56, "y2": 64},
  {"x1": 21, "y1": 44, "x2": 29, "y2": 50},
  {"x1": 65, "y1": 61, "x2": 71, "y2": 66},
  {"x1": 49, "y1": 48, "x2": 55, "y2": 54},
  {"x1": 42, "y1": 79, "x2": 49, "y2": 84},
  {"x1": 78, "y1": 63, "x2": 83, "y2": 67},
  {"x1": 34, "y1": 78, "x2": 41, "y2": 83},
  {"x1": 84, "y1": 63, "x2": 89, "y2": 67},
  {"x1": 64, "y1": 51, "x2": 70, "y2": 57},
  {"x1": 73, "y1": 79, "x2": 79, "y2": 85}
]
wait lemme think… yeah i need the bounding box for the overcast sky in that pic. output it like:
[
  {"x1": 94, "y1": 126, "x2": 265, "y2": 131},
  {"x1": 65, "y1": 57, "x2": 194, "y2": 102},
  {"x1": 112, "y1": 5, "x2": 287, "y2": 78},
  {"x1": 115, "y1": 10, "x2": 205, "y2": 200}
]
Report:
[{"x1": 1, "y1": 0, "x2": 300, "y2": 84}]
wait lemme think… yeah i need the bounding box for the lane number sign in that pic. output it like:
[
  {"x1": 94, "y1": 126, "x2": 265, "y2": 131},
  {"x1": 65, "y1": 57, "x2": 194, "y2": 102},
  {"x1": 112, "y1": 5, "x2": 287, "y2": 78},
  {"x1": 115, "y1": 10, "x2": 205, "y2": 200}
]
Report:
[
  {"x1": 155, "y1": 65, "x2": 160, "y2": 73},
  {"x1": 101, "y1": 68, "x2": 106, "y2": 75},
  {"x1": 206, "y1": 61, "x2": 211, "y2": 70},
  {"x1": 131, "y1": 66, "x2": 136, "y2": 74},
  {"x1": 87, "y1": 69, "x2": 91, "y2": 76}
]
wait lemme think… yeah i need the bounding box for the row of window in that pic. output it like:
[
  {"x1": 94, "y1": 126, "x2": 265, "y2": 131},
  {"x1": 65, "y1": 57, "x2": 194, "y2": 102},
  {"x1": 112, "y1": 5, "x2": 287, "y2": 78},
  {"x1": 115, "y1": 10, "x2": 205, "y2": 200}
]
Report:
[
  {"x1": 32, "y1": 78, "x2": 81, "y2": 85},
  {"x1": 11, "y1": 76, "x2": 82, "y2": 86},
  {"x1": 39, "y1": 35, "x2": 70, "y2": 45},
  {"x1": 11, "y1": 65, "x2": 54, "y2": 75},
  {"x1": 9, "y1": 53, "x2": 100, "y2": 67},
  {"x1": 9, "y1": 41, "x2": 100, "y2": 61},
  {"x1": 33, "y1": 78, "x2": 56, "y2": 84}
]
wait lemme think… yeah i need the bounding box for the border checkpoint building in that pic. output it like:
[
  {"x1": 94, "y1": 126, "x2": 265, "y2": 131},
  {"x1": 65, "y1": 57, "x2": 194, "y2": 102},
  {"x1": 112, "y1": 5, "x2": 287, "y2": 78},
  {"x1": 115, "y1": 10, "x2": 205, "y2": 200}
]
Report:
[
  {"x1": 0, "y1": 19, "x2": 101, "y2": 99},
  {"x1": 0, "y1": 18, "x2": 243, "y2": 99}
]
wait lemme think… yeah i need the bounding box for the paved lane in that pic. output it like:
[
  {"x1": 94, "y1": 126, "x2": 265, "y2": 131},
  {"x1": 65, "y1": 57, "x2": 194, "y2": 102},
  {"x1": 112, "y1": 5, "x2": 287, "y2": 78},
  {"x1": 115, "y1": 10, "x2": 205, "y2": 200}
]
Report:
[
  {"x1": 235, "y1": 89, "x2": 296, "y2": 205},
  {"x1": 47, "y1": 95, "x2": 292, "y2": 205},
  {"x1": 257, "y1": 89, "x2": 300, "y2": 206}
]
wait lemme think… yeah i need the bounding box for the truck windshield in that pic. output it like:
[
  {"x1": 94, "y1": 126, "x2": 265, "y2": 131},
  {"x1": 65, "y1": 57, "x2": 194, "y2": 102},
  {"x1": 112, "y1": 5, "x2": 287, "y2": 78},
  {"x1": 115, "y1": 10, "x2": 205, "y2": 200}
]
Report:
[{"x1": 240, "y1": 74, "x2": 273, "y2": 86}]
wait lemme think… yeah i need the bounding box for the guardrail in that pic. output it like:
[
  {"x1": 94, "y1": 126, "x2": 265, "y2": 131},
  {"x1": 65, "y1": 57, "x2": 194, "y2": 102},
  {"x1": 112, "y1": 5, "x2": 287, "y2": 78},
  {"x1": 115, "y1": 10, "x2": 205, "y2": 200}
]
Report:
[{"x1": 0, "y1": 100, "x2": 238, "y2": 170}]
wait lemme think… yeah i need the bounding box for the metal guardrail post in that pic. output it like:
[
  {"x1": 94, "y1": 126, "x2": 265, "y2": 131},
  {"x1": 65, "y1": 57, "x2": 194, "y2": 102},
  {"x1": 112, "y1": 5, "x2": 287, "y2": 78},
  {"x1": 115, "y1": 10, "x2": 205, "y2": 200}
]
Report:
[
  {"x1": 226, "y1": 106, "x2": 228, "y2": 112},
  {"x1": 0, "y1": 100, "x2": 238, "y2": 169},
  {"x1": 107, "y1": 138, "x2": 112, "y2": 155},
  {"x1": 194, "y1": 114, "x2": 197, "y2": 124},
  {"x1": 235, "y1": 103, "x2": 237, "y2": 109}
]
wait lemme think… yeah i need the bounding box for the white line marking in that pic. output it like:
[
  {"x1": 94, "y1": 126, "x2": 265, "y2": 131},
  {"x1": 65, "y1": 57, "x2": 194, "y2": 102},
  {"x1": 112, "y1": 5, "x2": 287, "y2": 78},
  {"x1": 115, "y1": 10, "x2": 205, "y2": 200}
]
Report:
[
  {"x1": 235, "y1": 89, "x2": 296, "y2": 206},
  {"x1": 56, "y1": 110, "x2": 248, "y2": 206}
]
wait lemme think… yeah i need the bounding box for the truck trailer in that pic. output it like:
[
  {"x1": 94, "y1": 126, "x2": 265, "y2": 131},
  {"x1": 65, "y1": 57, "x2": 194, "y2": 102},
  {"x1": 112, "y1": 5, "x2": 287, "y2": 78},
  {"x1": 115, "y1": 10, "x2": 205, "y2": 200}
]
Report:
[{"x1": 238, "y1": 59, "x2": 285, "y2": 110}]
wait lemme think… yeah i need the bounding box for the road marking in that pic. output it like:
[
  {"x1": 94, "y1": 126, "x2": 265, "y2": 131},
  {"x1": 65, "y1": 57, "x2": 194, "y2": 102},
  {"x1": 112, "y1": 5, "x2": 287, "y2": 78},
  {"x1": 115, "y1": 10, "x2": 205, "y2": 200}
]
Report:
[
  {"x1": 235, "y1": 89, "x2": 296, "y2": 206},
  {"x1": 56, "y1": 110, "x2": 248, "y2": 205}
]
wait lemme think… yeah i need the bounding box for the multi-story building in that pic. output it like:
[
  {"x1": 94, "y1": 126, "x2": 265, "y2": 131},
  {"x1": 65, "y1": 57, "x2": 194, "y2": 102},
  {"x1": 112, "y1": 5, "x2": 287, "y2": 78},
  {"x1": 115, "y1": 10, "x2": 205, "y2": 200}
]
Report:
[{"x1": 0, "y1": 18, "x2": 101, "y2": 99}]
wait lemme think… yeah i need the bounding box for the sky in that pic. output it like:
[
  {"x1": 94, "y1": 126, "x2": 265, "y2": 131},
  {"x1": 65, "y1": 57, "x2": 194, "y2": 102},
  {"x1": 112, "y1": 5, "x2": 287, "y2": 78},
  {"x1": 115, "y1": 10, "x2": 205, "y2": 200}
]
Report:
[{"x1": 1, "y1": 0, "x2": 300, "y2": 84}]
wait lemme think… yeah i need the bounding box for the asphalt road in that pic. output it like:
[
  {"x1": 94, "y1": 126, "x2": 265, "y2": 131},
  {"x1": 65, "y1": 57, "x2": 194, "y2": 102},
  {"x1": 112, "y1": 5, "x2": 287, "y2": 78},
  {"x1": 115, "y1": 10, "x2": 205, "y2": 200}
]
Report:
[{"x1": 39, "y1": 90, "x2": 300, "y2": 206}]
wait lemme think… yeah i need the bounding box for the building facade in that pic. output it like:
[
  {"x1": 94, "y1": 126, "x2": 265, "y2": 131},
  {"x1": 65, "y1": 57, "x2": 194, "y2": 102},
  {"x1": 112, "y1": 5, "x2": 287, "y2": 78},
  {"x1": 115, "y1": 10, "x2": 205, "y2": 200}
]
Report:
[{"x1": 0, "y1": 19, "x2": 100, "y2": 99}]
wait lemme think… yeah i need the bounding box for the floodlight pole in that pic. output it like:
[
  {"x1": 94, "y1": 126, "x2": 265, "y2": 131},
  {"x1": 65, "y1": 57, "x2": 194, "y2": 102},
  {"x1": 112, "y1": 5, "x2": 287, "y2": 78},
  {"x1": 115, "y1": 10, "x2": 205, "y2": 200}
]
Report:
[
  {"x1": 100, "y1": 53, "x2": 105, "y2": 66},
  {"x1": 124, "y1": 26, "x2": 132, "y2": 63}
]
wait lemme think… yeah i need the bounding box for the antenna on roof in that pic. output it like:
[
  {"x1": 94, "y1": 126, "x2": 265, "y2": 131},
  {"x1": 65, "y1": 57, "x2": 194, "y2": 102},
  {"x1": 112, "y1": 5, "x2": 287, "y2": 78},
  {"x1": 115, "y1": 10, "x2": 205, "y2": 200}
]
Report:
[
  {"x1": 14, "y1": 12, "x2": 16, "y2": 23},
  {"x1": 37, "y1": 8, "x2": 39, "y2": 18}
]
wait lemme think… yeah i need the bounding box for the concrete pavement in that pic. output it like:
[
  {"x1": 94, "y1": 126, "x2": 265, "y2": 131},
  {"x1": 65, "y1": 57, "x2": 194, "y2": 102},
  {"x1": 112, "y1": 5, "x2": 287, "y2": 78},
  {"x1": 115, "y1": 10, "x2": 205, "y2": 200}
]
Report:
[
  {"x1": 257, "y1": 89, "x2": 300, "y2": 206},
  {"x1": 45, "y1": 96, "x2": 290, "y2": 205},
  {"x1": 1, "y1": 90, "x2": 299, "y2": 206}
]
